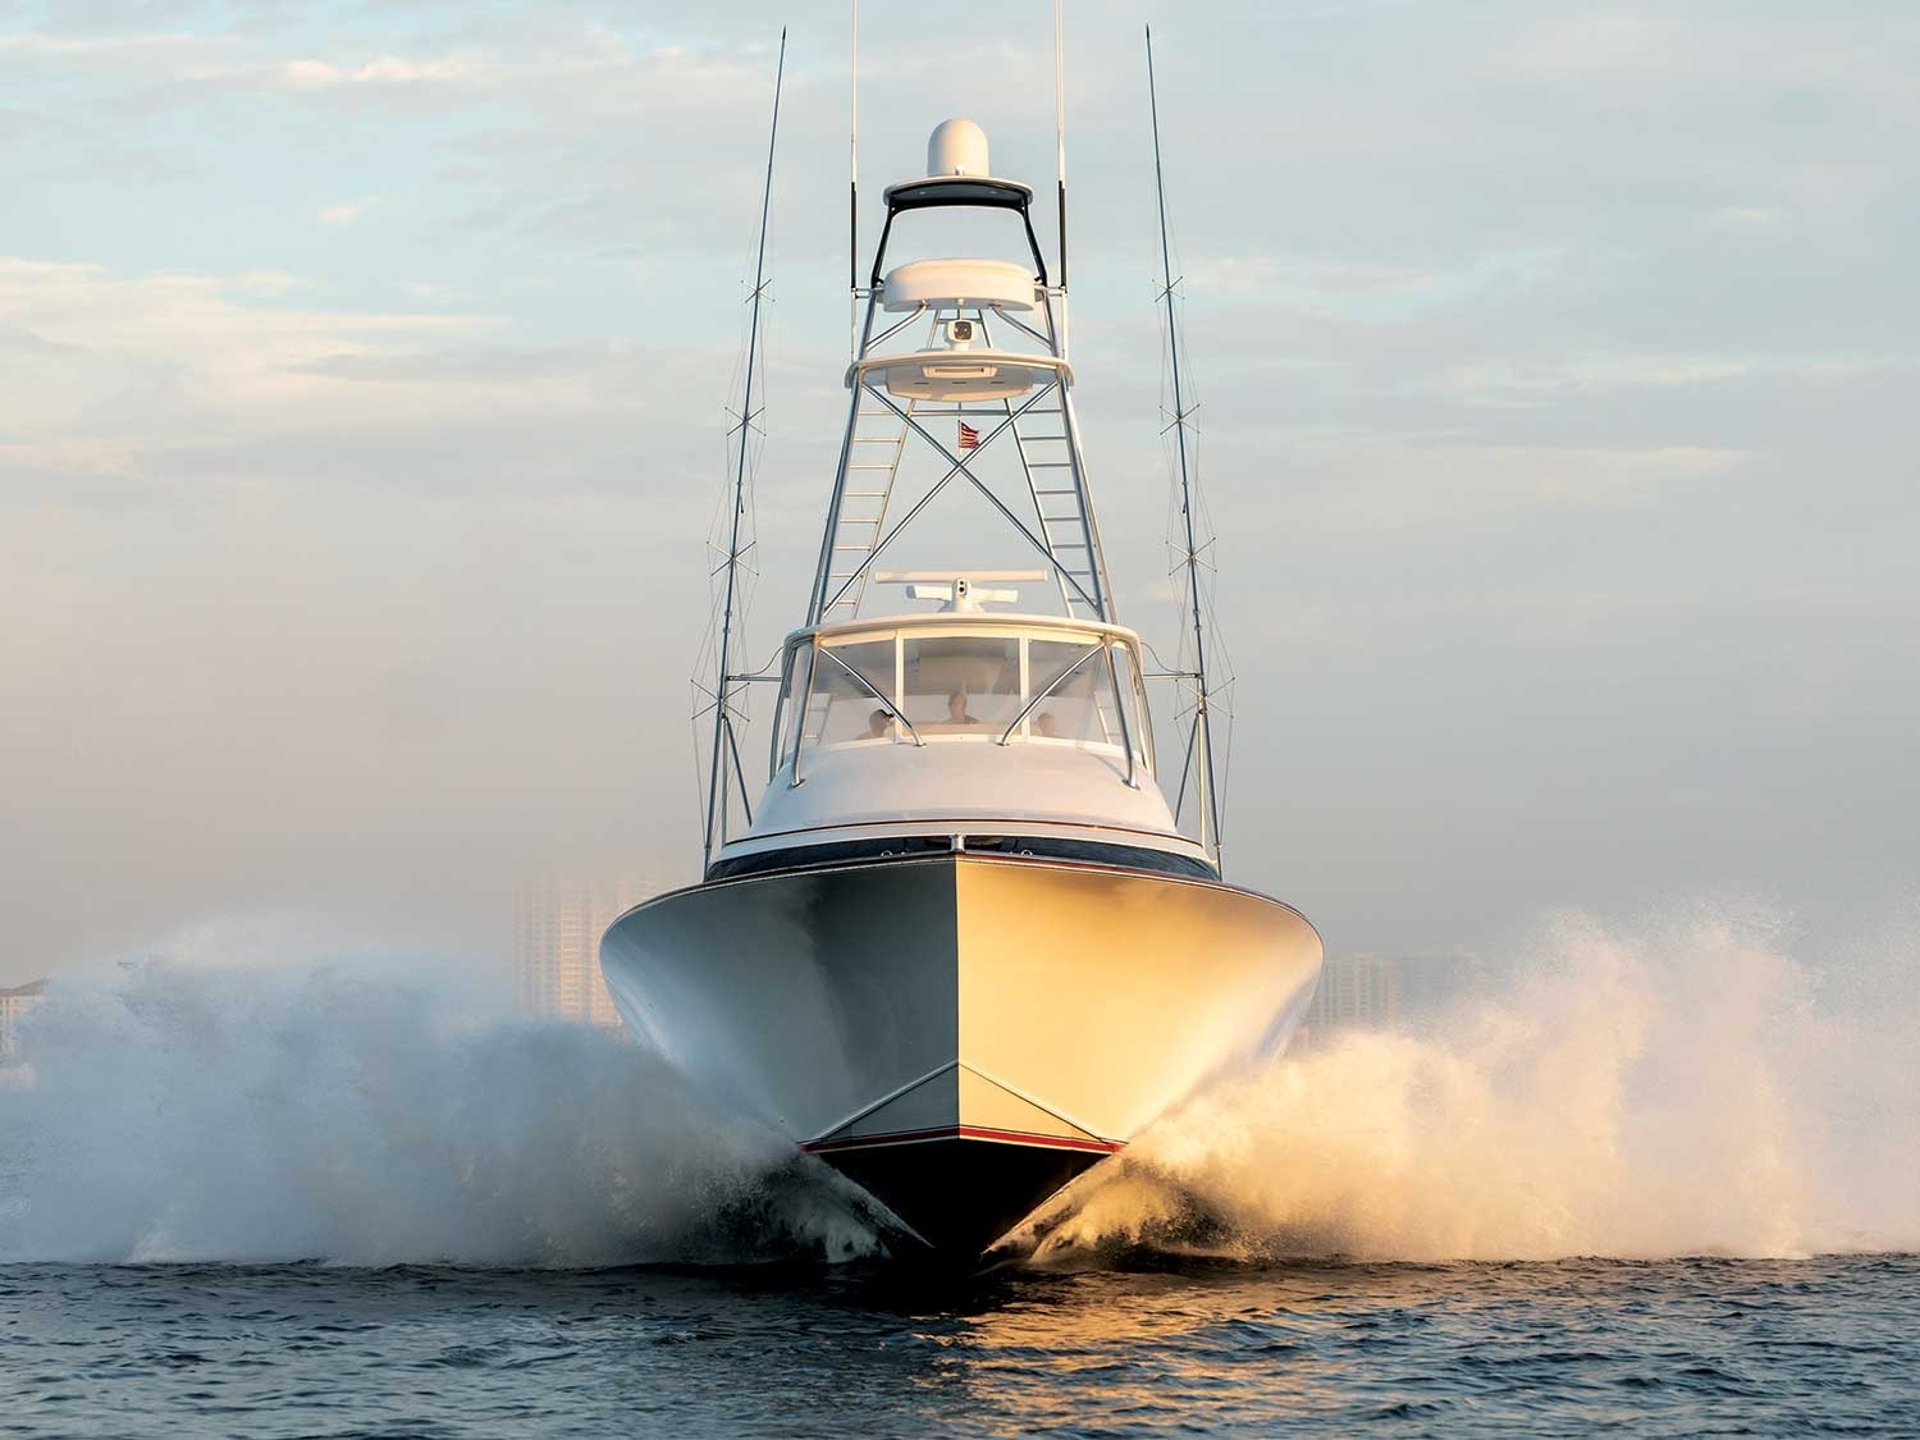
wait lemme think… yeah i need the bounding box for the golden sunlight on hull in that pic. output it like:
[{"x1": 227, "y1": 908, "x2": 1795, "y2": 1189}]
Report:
[{"x1": 600, "y1": 854, "x2": 1322, "y2": 1256}]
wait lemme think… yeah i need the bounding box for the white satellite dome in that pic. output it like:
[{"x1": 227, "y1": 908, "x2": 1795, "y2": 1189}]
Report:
[{"x1": 926, "y1": 117, "x2": 990, "y2": 178}]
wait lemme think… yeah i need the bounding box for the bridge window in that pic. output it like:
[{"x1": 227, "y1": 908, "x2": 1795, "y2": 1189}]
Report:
[
  {"x1": 801, "y1": 639, "x2": 895, "y2": 748},
  {"x1": 903, "y1": 633, "x2": 1020, "y2": 732},
  {"x1": 776, "y1": 621, "x2": 1153, "y2": 777}
]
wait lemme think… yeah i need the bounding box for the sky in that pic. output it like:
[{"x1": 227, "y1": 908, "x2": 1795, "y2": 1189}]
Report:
[{"x1": 2, "y1": 0, "x2": 1916, "y2": 983}]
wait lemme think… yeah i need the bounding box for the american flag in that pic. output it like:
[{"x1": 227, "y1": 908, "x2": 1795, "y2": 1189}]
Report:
[{"x1": 957, "y1": 421, "x2": 980, "y2": 451}]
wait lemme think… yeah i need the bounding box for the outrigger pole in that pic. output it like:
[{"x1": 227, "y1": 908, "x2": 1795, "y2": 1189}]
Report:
[
  {"x1": 1145, "y1": 25, "x2": 1224, "y2": 870},
  {"x1": 1054, "y1": 0, "x2": 1069, "y2": 350},
  {"x1": 850, "y1": 1, "x2": 860, "y2": 353},
  {"x1": 703, "y1": 28, "x2": 787, "y2": 871}
]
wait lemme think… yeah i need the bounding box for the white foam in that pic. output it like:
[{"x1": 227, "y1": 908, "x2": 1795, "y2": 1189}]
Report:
[
  {"x1": 0, "y1": 928, "x2": 878, "y2": 1266},
  {"x1": 7, "y1": 901, "x2": 1913, "y2": 1268},
  {"x1": 1024, "y1": 901, "x2": 1920, "y2": 1262}
]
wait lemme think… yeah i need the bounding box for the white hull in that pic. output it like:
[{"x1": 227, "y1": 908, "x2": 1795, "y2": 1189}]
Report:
[{"x1": 601, "y1": 852, "x2": 1321, "y2": 1254}]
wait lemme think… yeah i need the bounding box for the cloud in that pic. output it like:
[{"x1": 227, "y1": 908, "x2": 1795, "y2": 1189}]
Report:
[
  {"x1": 1420, "y1": 353, "x2": 1901, "y2": 405},
  {"x1": 1263, "y1": 439, "x2": 1747, "y2": 541},
  {"x1": 1185, "y1": 248, "x2": 1568, "y2": 323},
  {"x1": 1709, "y1": 206, "x2": 1788, "y2": 229},
  {"x1": 0, "y1": 29, "x2": 227, "y2": 60},
  {"x1": 1498, "y1": 13, "x2": 1688, "y2": 77},
  {"x1": 291, "y1": 339, "x2": 636, "y2": 384},
  {"x1": 0, "y1": 256, "x2": 486, "y2": 367},
  {"x1": 0, "y1": 257, "x2": 499, "y2": 485},
  {"x1": 0, "y1": 251, "x2": 752, "y2": 516},
  {"x1": 0, "y1": 27, "x2": 492, "y2": 91},
  {"x1": 316, "y1": 197, "x2": 380, "y2": 227},
  {"x1": 272, "y1": 53, "x2": 493, "y2": 92}
]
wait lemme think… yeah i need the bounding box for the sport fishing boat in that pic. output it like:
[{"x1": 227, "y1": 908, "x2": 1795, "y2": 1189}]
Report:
[{"x1": 603, "y1": 101, "x2": 1322, "y2": 1260}]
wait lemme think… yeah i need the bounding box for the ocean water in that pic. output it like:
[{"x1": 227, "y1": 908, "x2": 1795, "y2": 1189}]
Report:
[
  {"x1": 2, "y1": 1255, "x2": 1917, "y2": 1437},
  {"x1": 3, "y1": 901, "x2": 1916, "y2": 1434}
]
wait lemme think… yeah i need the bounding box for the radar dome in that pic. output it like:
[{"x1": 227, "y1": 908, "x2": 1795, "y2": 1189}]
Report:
[{"x1": 927, "y1": 118, "x2": 990, "y2": 178}]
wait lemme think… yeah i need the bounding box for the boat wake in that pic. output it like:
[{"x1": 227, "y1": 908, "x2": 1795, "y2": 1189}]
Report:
[
  {"x1": 0, "y1": 933, "x2": 881, "y2": 1267},
  {"x1": 3, "y1": 900, "x2": 1912, "y2": 1268},
  {"x1": 1019, "y1": 900, "x2": 1920, "y2": 1264}
]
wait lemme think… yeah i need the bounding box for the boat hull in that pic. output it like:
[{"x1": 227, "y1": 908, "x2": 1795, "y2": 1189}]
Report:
[{"x1": 600, "y1": 853, "x2": 1321, "y2": 1257}]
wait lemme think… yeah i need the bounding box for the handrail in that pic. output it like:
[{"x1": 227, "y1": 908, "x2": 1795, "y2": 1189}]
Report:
[
  {"x1": 785, "y1": 644, "x2": 818, "y2": 787},
  {"x1": 804, "y1": 611, "x2": 1130, "y2": 644},
  {"x1": 861, "y1": 304, "x2": 928, "y2": 352},
  {"x1": 995, "y1": 642, "x2": 1103, "y2": 745},
  {"x1": 765, "y1": 652, "x2": 789, "y2": 784},
  {"x1": 1105, "y1": 644, "x2": 1140, "y2": 788},
  {"x1": 814, "y1": 644, "x2": 925, "y2": 747}
]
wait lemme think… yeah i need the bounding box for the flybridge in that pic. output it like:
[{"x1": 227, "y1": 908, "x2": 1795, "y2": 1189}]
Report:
[{"x1": 809, "y1": 118, "x2": 1110, "y2": 631}]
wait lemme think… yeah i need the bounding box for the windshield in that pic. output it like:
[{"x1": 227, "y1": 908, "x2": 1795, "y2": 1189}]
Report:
[
  {"x1": 773, "y1": 622, "x2": 1152, "y2": 779},
  {"x1": 904, "y1": 633, "x2": 1019, "y2": 732}
]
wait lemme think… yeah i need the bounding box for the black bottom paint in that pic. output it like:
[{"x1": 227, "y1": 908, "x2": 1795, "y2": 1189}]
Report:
[{"x1": 820, "y1": 1138, "x2": 1106, "y2": 1259}]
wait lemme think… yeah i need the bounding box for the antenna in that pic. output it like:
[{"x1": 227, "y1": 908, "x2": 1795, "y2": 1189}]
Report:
[
  {"x1": 850, "y1": 0, "x2": 860, "y2": 354},
  {"x1": 1054, "y1": 0, "x2": 1069, "y2": 351},
  {"x1": 702, "y1": 28, "x2": 787, "y2": 872},
  {"x1": 1146, "y1": 24, "x2": 1226, "y2": 871}
]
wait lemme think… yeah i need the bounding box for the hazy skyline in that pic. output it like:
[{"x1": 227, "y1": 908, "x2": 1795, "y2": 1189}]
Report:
[{"x1": 3, "y1": 1, "x2": 1916, "y2": 982}]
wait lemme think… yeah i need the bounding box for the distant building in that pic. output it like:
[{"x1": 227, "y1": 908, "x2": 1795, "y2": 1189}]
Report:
[
  {"x1": 1394, "y1": 952, "x2": 1486, "y2": 1017},
  {"x1": 1297, "y1": 952, "x2": 1482, "y2": 1048},
  {"x1": 1306, "y1": 953, "x2": 1404, "y2": 1033},
  {"x1": 514, "y1": 873, "x2": 673, "y2": 1027},
  {"x1": 0, "y1": 978, "x2": 47, "y2": 1059}
]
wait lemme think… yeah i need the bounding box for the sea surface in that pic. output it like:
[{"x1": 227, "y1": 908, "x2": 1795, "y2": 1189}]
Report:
[{"x1": 3, "y1": 1254, "x2": 1917, "y2": 1438}]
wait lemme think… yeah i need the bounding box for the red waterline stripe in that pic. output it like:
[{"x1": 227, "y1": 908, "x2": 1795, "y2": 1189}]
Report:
[{"x1": 801, "y1": 1124, "x2": 1125, "y2": 1156}]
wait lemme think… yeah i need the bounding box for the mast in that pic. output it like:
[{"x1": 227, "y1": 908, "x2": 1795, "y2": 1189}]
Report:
[
  {"x1": 703, "y1": 28, "x2": 786, "y2": 871},
  {"x1": 1146, "y1": 25, "x2": 1223, "y2": 869}
]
